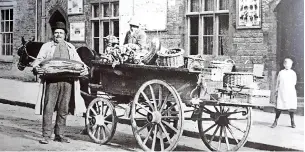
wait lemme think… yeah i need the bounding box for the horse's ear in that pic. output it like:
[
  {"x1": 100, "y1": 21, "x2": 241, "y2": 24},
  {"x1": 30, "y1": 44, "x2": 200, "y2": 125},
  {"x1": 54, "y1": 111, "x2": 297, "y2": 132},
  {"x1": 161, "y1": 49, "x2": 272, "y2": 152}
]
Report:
[
  {"x1": 21, "y1": 37, "x2": 26, "y2": 44},
  {"x1": 31, "y1": 37, "x2": 35, "y2": 42}
]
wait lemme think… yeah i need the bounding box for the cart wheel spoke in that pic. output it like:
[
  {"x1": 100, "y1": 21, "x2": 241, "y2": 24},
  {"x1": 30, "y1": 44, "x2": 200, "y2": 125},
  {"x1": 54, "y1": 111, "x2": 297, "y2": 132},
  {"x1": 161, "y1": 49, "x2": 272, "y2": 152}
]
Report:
[
  {"x1": 226, "y1": 125, "x2": 239, "y2": 144},
  {"x1": 91, "y1": 125, "x2": 97, "y2": 136},
  {"x1": 96, "y1": 126, "x2": 101, "y2": 140},
  {"x1": 136, "y1": 103, "x2": 152, "y2": 114},
  {"x1": 136, "y1": 122, "x2": 152, "y2": 134},
  {"x1": 101, "y1": 102, "x2": 104, "y2": 115},
  {"x1": 158, "y1": 125, "x2": 165, "y2": 151},
  {"x1": 134, "y1": 117, "x2": 147, "y2": 121},
  {"x1": 158, "y1": 85, "x2": 163, "y2": 108},
  {"x1": 143, "y1": 124, "x2": 154, "y2": 145},
  {"x1": 214, "y1": 106, "x2": 220, "y2": 113},
  {"x1": 162, "y1": 116, "x2": 180, "y2": 120},
  {"x1": 101, "y1": 126, "x2": 106, "y2": 140},
  {"x1": 159, "y1": 123, "x2": 173, "y2": 144},
  {"x1": 136, "y1": 108, "x2": 147, "y2": 117},
  {"x1": 104, "y1": 120, "x2": 112, "y2": 124},
  {"x1": 218, "y1": 126, "x2": 224, "y2": 150},
  {"x1": 229, "y1": 123, "x2": 246, "y2": 133},
  {"x1": 203, "y1": 123, "x2": 217, "y2": 134},
  {"x1": 162, "y1": 120, "x2": 178, "y2": 133},
  {"x1": 159, "y1": 92, "x2": 169, "y2": 112},
  {"x1": 103, "y1": 106, "x2": 109, "y2": 117},
  {"x1": 148, "y1": 85, "x2": 158, "y2": 110},
  {"x1": 209, "y1": 125, "x2": 220, "y2": 144},
  {"x1": 140, "y1": 91, "x2": 155, "y2": 111},
  {"x1": 89, "y1": 107, "x2": 98, "y2": 116},
  {"x1": 161, "y1": 103, "x2": 177, "y2": 115},
  {"x1": 224, "y1": 126, "x2": 230, "y2": 150},
  {"x1": 151, "y1": 125, "x2": 158, "y2": 151},
  {"x1": 228, "y1": 117, "x2": 247, "y2": 120},
  {"x1": 103, "y1": 124, "x2": 111, "y2": 135}
]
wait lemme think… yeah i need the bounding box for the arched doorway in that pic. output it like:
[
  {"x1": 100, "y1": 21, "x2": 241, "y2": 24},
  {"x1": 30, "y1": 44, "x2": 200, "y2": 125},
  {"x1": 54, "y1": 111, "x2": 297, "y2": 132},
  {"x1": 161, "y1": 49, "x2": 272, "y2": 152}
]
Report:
[
  {"x1": 275, "y1": 0, "x2": 304, "y2": 97},
  {"x1": 49, "y1": 10, "x2": 66, "y2": 28},
  {"x1": 47, "y1": 7, "x2": 69, "y2": 41}
]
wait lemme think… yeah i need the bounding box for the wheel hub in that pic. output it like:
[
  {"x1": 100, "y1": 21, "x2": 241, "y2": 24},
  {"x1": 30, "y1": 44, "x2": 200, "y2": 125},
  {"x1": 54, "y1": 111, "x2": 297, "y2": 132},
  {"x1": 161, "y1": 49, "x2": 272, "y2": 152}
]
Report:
[
  {"x1": 94, "y1": 114, "x2": 105, "y2": 126},
  {"x1": 147, "y1": 111, "x2": 162, "y2": 123},
  {"x1": 211, "y1": 113, "x2": 230, "y2": 126}
]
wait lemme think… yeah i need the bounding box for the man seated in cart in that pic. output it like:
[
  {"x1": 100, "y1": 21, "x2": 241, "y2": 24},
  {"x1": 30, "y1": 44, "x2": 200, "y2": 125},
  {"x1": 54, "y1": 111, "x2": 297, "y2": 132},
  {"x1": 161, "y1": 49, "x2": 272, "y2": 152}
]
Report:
[{"x1": 123, "y1": 16, "x2": 148, "y2": 53}]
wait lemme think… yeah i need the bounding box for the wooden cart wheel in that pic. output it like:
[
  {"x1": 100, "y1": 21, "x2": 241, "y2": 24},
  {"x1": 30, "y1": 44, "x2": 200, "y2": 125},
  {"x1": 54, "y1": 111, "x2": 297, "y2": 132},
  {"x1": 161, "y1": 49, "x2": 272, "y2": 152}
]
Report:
[
  {"x1": 198, "y1": 105, "x2": 252, "y2": 151},
  {"x1": 85, "y1": 97, "x2": 117, "y2": 144},
  {"x1": 131, "y1": 79, "x2": 184, "y2": 151}
]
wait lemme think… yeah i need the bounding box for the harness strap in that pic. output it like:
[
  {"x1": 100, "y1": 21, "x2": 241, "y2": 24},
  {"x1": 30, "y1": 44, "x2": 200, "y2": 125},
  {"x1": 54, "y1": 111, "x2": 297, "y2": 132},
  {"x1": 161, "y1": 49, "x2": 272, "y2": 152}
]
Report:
[{"x1": 23, "y1": 41, "x2": 37, "y2": 60}]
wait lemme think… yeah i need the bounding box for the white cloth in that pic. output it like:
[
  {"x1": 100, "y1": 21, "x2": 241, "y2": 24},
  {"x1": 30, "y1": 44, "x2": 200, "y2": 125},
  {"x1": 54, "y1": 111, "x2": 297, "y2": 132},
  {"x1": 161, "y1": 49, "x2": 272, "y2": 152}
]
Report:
[{"x1": 275, "y1": 69, "x2": 297, "y2": 110}]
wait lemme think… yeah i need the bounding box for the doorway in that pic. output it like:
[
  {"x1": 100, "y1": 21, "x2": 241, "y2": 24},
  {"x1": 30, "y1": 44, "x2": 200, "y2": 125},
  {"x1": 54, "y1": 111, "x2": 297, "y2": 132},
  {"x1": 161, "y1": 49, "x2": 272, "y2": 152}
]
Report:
[
  {"x1": 47, "y1": 8, "x2": 68, "y2": 41},
  {"x1": 275, "y1": 0, "x2": 304, "y2": 97}
]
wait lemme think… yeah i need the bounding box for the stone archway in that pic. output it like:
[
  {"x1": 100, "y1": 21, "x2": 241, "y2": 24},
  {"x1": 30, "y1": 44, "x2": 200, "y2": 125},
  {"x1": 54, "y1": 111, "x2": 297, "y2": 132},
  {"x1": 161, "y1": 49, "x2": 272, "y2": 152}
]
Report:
[{"x1": 46, "y1": 6, "x2": 69, "y2": 41}]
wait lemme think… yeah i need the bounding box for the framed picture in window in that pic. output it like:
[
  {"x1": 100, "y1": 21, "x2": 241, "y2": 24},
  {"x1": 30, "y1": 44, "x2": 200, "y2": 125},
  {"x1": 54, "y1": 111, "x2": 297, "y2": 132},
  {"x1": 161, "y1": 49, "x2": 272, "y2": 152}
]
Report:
[
  {"x1": 236, "y1": 0, "x2": 261, "y2": 29},
  {"x1": 67, "y1": 0, "x2": 83, "y2": 15},
  {"x1": 70, "y1": 22, "x2": 85, "y2": 42}
]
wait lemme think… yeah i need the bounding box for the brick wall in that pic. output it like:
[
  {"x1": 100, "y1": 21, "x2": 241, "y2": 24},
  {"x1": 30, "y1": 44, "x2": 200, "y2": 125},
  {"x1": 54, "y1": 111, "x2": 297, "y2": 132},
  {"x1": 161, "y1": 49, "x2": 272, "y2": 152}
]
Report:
[
  {"x1": 0, "y1": 0, "x2": 37, "y2": 81},
  {"x1": 0, "y1": 0, "x2": 285, "y2": 102}
]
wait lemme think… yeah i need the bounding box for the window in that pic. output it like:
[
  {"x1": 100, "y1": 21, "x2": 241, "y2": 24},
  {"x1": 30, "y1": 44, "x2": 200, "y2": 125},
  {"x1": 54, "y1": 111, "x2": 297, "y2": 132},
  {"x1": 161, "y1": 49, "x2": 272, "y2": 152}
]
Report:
[
  {"x1": 186, "y1": 0, "x2": 229, "y2": 55},
  {"x1": 0, "y1": 8, "x2": 13, "y2": 57},
  {"x1": 91, "y1": 1, "x2": 119, "y2": 54}
]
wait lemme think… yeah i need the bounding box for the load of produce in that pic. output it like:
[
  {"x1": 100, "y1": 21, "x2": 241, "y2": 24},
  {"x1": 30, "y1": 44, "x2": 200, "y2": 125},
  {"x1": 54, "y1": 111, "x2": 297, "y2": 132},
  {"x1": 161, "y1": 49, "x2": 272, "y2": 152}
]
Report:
[
  {"x1": 36, "y1": 58, "x2": 85, "y2": 76},
  {"x1": 100, "y1": 35, "x2": 158, "y2": 67}
]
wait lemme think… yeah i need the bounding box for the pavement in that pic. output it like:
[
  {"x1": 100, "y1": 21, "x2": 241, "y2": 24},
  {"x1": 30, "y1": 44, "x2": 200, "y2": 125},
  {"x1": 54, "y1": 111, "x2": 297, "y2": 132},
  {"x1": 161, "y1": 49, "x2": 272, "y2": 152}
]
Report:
[{"x1": 0, "y1": 78, "x2": 304, "y2": 151}]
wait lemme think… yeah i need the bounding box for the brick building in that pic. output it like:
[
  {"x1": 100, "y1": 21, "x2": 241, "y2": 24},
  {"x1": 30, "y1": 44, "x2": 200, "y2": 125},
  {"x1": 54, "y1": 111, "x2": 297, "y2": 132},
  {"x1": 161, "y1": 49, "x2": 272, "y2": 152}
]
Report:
[{"x1": 0, "y1": 0, "x2": 303, "y2": 106}]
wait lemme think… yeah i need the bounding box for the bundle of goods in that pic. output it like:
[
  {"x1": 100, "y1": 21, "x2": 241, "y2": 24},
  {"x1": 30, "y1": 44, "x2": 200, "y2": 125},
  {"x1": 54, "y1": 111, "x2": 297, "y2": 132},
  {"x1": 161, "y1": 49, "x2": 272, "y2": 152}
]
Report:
[
  {"x1": 100, "y1": 36, "x2": 159, "y2": 68},
  {"x1": 37, "y1": 58, "x2": 85, "y2": 78},
  {"x1": 156, "y1": 48, "x2": 185, "y2": 67}
]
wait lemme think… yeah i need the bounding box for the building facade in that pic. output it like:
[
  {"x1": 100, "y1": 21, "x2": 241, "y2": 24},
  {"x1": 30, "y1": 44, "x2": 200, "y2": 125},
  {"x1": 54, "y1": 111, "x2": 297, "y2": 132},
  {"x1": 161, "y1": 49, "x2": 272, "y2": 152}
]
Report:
[{"x1": 0, "y1": 0, "x2": 303, "y2": 104}]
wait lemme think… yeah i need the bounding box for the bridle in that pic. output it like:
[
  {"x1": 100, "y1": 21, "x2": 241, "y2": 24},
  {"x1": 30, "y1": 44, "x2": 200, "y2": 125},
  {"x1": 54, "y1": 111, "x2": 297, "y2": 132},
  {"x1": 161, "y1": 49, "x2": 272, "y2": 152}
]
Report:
[
  {"x1": 17, "y1": 41, "x2": 37, "y2": 68},
  {"x1": 21, "y1": 41, "x2": 37, "y2": 60}
]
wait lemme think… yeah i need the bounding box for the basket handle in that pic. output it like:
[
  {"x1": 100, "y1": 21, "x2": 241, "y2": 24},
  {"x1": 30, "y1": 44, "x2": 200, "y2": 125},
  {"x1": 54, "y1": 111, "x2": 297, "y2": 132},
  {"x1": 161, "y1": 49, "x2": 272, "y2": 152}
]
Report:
[
  {"x1": 244, "y1": 60, "x2": 254, "y2": 64},
  {"x1": 225, "y1": 59, "x2": 235, "y2": 64}
]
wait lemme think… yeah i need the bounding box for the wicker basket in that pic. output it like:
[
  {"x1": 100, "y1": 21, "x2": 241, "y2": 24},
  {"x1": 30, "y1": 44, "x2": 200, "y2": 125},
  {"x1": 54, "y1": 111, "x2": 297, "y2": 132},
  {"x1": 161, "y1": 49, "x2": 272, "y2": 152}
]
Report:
[
  {"x1": 223, "y1": 72, "x2": 254, "y2": 87},
  {"x1": 210, "y1": 59, "x2": 235, "y2": 73},
  {"x1": 156, "y1": 48, "x2": 185, "y2": 67}
]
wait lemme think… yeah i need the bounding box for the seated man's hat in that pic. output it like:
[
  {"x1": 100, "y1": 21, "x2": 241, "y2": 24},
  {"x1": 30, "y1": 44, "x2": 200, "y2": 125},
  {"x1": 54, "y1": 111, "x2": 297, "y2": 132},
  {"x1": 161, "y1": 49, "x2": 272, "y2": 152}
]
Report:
[
  {"x1": 52, "y1": 21, "x2": 67, "y2": 33},
  {"x1": 128, "y1": 17, "x2": 140, "y2": 27}
]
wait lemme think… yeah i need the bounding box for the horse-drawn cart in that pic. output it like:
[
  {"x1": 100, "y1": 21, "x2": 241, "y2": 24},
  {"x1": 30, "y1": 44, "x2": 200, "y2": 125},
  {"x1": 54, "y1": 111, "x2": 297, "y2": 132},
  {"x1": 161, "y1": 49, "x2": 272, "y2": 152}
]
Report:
[{"x1": 85, "y1": 60, "x2": 265, "y2": 151}]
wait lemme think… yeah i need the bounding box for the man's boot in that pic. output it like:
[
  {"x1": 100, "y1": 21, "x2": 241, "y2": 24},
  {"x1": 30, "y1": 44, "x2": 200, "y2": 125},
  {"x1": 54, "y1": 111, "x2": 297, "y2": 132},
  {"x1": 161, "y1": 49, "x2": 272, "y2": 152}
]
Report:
[{"x1": 271, "y1": 119, "x2": 278, "y2": 128}]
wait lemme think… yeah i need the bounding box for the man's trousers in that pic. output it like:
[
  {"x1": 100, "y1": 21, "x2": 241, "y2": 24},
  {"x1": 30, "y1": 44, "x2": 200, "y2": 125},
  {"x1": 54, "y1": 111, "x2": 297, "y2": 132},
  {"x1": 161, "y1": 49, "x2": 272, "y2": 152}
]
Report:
[{"x1": 42, "y1": 80, "x2": 72, "y2": 138}]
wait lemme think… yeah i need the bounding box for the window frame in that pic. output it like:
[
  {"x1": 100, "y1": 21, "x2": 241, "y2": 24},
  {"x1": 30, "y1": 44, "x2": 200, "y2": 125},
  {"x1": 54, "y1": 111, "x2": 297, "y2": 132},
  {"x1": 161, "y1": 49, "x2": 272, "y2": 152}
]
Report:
[
  {"x1": 90, "y1": 1, "x2": 119, "y2": 54},
  {"x1": 0, "y1": 5, "x2": 14, "y2": 61},
  {"x1": 186, "y1": 0, "x2": 230, "y2": 56}
]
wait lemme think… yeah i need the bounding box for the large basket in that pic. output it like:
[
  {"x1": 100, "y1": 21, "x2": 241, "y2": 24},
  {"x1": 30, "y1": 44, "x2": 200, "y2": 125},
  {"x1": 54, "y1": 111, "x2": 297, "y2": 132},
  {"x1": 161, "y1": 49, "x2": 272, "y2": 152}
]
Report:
[
  {"x1": 156, "y1": 48, "x2": 185, "y2": 67},
  {"x1": 210, "y1": 59, "x2": 235, "y2": 73},
  {"x1": 223, "y1": 72, "x2": 254, "y2": 87}
]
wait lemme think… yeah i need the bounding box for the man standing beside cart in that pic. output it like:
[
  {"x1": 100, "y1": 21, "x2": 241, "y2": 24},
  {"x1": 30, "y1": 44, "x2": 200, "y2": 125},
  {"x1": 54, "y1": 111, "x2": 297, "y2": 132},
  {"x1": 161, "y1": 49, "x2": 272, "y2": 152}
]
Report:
[{"x1": 32, "y1": 21, "x2": 88, "y2": 144}]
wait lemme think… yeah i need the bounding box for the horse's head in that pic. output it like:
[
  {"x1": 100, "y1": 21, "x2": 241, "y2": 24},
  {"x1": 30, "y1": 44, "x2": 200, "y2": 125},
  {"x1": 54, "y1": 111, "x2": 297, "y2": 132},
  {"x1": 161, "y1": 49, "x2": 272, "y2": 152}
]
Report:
[
  {"x1": 76, "y1": 46, "x2": 101, "y2": 68},
  {"x1": 17, "y1": 37, "x2": 43, "y2": 71}
]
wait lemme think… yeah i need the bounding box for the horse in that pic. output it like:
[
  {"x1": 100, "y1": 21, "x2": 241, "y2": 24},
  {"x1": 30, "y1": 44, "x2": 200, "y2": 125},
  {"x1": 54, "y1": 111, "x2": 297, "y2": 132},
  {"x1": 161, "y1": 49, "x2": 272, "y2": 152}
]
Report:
[
  {"x1": 17, "y1": 37, "x2": 100, "y2": 106},
  {"x1": 17, "y1": 37, "x2": 44, "y2": 71}
]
